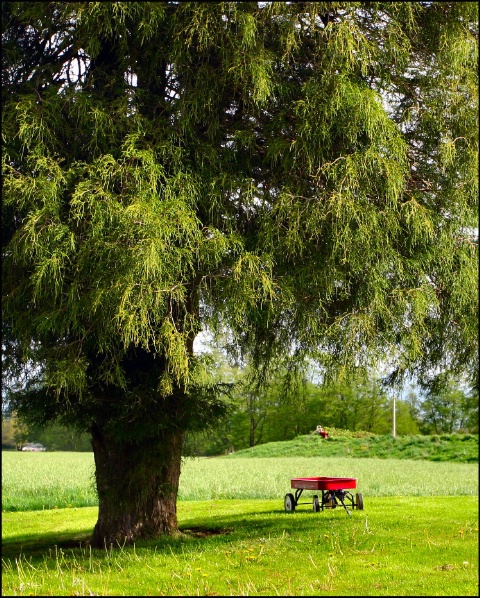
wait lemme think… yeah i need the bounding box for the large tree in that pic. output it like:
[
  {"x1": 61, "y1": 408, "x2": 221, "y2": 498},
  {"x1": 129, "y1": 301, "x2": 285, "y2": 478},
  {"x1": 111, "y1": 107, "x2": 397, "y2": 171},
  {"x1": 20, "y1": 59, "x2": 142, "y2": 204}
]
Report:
[{"x1": 2, "y1": 2, "x2": 478, "y2": 546}]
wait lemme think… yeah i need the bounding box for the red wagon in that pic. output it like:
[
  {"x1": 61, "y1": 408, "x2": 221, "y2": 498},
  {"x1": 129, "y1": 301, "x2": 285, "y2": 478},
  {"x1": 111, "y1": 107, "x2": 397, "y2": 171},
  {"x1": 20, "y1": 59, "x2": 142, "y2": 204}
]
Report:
[{"x1": 284, "y1": 477, "x2": 363, "y2": 515}]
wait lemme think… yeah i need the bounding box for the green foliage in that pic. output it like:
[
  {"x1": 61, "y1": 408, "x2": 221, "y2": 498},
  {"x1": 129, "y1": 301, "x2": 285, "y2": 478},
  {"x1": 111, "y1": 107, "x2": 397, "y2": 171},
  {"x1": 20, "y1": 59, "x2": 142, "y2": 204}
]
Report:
[
  {"x1": 1, "y1": 412, "x2": 31, "y2": 450},
  {"x1": 12, "y1": 419, "x2": 29, "y2": 450},
  {"x1": 29, "y1": 423, "x2": 92, "y2": 452},
  {"x1": 420, "y1": 382, "x2": 479, "y2": 434},
  {"x1": 3, "y1": 2, "x2": 478, "y2": 417},
  {"x1": 1, "y1": 416, "x2": 17, "y2": 449}
]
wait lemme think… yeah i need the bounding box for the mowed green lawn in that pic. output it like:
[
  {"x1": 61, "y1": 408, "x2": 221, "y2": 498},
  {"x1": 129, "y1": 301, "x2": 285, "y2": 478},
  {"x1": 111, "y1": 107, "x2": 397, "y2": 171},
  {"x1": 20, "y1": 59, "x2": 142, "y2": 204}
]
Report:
[{"x1": 2, "y1": 451, "x2": 478, "y2": 596}]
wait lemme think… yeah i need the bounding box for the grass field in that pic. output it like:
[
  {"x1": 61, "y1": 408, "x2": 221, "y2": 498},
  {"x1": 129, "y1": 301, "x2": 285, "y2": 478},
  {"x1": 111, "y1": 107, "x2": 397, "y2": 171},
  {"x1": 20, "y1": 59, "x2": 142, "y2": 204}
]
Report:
[
  {"x1": 2, "y1": 450, "x2": 478, "y2": 511},
  {"x1": 2, "y1": 441, "x2": 479, "y2": 596},
  {"x1": 2, "y1": 496, "x2": 478, "y2": 596}
]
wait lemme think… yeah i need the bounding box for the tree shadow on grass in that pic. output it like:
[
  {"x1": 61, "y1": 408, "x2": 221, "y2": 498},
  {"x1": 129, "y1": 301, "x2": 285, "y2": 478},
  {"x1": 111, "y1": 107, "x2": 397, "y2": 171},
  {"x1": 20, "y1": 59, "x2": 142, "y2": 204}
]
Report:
[
  {"x1": 1, "y1": 506, "x2": 353, "y2": 562},
  {"x1": 2, "y1": 530, "x2": 94, "y2": 560}
]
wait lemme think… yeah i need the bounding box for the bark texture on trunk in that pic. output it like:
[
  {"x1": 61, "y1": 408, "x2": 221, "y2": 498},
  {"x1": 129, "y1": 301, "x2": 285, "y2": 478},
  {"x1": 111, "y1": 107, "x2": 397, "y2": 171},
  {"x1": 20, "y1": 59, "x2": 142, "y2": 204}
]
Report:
[{"x1": 90, "y1": 424, "x2": 183, "y2": 547}]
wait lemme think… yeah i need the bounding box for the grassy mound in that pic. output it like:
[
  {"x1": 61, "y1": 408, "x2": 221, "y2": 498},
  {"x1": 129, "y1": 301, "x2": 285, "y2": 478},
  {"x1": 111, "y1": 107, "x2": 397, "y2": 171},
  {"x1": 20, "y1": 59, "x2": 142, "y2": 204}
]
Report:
[{"x1": 227, "y1": 430, "x2": 478, "y2": 462}]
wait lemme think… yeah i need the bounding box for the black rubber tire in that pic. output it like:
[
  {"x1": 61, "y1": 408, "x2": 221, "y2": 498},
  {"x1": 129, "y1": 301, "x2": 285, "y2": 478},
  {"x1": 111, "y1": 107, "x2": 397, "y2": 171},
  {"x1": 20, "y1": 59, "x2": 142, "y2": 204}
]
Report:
[
  {"x1": 284, "y1": 493, "x2": 296, "y2": 512},
  {"x1": 312, "y1": 495, "x2": 320, "y2": 512},
  {"x1": 355, "y1": 493, "x2": 364, "y2": 510}
]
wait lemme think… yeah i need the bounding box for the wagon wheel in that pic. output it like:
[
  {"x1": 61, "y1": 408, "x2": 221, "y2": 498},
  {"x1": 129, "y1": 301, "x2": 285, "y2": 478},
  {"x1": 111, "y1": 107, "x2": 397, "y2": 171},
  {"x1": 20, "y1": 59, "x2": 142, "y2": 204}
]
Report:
[
  {"x1": 284, "y1": 493, "x2": 296, "y2": 512},
  {"x1": 355, "y1": 493, "x2": 364, "y2": 510},
  {"x1": 312, "y1": 495, "x2": 320, "y2": 512}
]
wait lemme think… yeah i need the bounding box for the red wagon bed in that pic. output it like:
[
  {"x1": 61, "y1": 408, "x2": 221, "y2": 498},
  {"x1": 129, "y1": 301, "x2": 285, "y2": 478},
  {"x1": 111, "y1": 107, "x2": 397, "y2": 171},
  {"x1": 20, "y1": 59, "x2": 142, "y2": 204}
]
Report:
[
  {"x1": 285, "y1": 476, "x2": 363, "y2": 515},
  {"x1": 291, "y1": 477, "x2": 357, "y2": 491}
]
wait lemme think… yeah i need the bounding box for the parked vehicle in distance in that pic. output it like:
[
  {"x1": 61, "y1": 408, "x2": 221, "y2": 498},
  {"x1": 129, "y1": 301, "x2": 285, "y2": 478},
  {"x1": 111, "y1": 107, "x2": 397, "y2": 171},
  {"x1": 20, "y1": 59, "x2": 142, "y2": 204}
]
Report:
[{"x1": 21, "y1": 443, "x2": 46, "y2": 452}]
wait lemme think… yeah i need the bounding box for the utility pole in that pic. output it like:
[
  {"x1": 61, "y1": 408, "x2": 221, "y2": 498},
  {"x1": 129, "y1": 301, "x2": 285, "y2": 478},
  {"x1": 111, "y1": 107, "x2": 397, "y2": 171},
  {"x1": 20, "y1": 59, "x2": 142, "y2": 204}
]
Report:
[{"x1": 392, "y1": 394, "x2": 396, "y2": 438}]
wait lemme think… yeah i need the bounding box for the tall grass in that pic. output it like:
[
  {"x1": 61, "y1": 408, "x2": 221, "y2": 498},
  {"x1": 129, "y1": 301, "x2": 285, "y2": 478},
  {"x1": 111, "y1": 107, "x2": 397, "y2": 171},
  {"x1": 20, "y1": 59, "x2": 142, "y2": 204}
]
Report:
[
  {"x1": 2, "y1": 452, "x2": 97, "y2": 512},
  {"x1": 180, "y1": 456, "x2": 478, "y2": 500},
  {"x1": 2, "y1": 451, "x2": 478, "y2": 512}
]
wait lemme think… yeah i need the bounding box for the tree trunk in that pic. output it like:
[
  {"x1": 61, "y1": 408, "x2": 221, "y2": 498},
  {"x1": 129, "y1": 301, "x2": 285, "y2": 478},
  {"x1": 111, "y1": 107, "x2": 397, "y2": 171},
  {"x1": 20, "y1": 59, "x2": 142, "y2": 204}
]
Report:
[
  {"x1": 249, "y1": 412, "x2": 255, "y2": 448},
  {"x1": 90, "y1": 423, "x2": 183, "y2": 547}
]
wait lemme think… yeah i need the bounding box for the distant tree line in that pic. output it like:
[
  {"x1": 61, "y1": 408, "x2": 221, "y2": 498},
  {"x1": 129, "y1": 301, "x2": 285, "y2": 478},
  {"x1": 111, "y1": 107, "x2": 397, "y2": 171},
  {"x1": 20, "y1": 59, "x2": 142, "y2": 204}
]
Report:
[
  {"x1": 2, "y1": 414, "x2": 91, "y2": 451},
  {"x1": 3, "y1": 365, "x2": 477, "y2": 454},
  {"x1": 184, "y1": 371, "x2": 478, "y2": 456}
]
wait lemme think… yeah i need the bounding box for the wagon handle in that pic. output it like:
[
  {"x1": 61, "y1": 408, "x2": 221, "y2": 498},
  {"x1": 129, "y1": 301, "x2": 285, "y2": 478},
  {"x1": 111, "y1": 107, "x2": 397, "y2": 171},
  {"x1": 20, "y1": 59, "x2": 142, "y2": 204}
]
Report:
[{"x1": 337, "y1": 494, "x2": 351, "y2": 516}]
